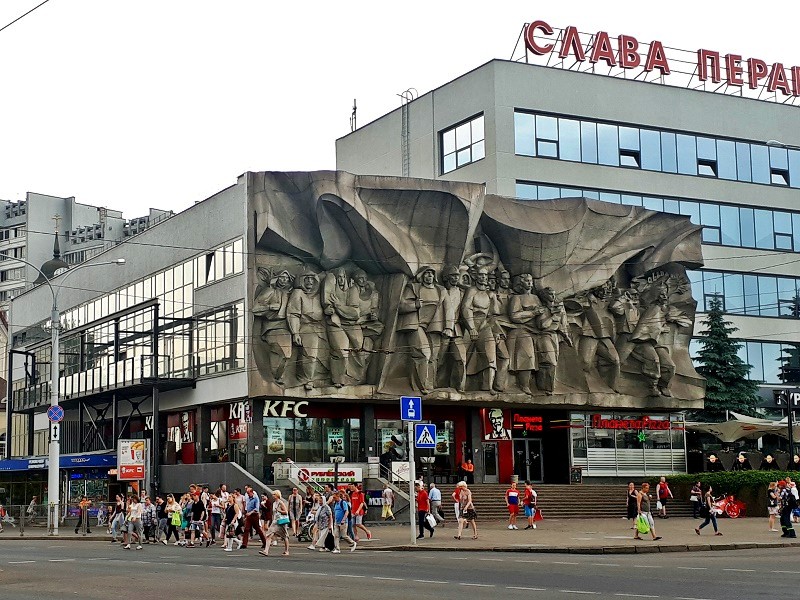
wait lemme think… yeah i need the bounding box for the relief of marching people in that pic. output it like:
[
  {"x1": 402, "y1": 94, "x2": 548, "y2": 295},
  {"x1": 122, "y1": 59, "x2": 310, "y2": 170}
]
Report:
[{"x1": 252, "y1": 254, "x2": 693, "y2": 398}]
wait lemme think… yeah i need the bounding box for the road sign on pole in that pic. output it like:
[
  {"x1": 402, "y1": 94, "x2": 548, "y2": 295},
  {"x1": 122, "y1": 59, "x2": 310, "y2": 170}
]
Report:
[
  {"x1": 414, "y1": 423, "x2": 437, "y2": 449},
  {"x1": 400, "y1": 396, "x2": 422, "y2": 421},
  {"x1": 47, "y1": 406, "x2": 64, "y2": 423},
  {"x1": 50, "y1": 422, "x2": 60, "y2": 442}
]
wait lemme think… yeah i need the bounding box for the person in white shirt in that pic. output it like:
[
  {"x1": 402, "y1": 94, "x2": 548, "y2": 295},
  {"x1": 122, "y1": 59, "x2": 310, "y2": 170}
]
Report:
[
  {"x1": 123, "y1": 495, "x2": 144, "y2": 550},
  {"x1": 381, "y1": 484, "x2": 395, "y2": 521},
  {"x1": 428, "y1": 483, "x2": 444, "y2": 525}
]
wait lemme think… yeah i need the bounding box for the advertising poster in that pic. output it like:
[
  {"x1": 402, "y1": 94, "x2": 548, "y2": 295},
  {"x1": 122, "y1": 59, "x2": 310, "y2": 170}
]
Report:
[
  {"x1": 327, "y1": 427, "x2": 345, "y2": 455},
  {"x1": 483, "y1": 407, "x2": 511, "y2": 440},
  {"x1": 267, "y1": 427, "x2": 285, "y2": 455},
  {"x1": 118, "y1": 439, "x2": 146, "y2": 481},
  {"x1": 434, "y1": 428, "x2": 451, "y2": 456},
  {"x1": 380, "y1": 429, "x2": 405, "y2": 460}
]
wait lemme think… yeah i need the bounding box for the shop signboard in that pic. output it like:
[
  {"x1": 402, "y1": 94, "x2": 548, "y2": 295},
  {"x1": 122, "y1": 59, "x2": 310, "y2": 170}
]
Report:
[
  {"x1": 293, "y1": 463, "x2": 363, "y2": 483},
  {"x1": 327, "y1": 427, "x2": 345, "y2": 455},
  {"x1": 391, "y1": 461, "x2": 410, "y2": 482},
  {"x1": 228, "y1": 401, "x2": 248, "y2": 441},
  {"x1": 117, "y1": 439, "x2": 146, "y2": 481},
  {"x1": 483, "y1": 408, "x2": 511, "y2": 440},
  {"x1": 512, "y1": 413, "x2": 544, "y2": 433},
  {"x1": 267, "y1": 427, "x2": 285, "y2": 455},
  {"x1": 589, "y1": 414, "x2": 671, "y2": 430}
]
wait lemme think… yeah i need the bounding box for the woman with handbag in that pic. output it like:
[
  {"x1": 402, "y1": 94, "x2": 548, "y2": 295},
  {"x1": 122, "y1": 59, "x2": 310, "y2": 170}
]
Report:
[
  {"x1": 259, "y1": 490, "x2": 290, "y2": 556},
  {"x1": 694, "y1": 485, "x2": 722, "y2": 536},
  {"x1": 165, "y1": 494, "x2": 182, "y2": 545},
  {"x1": 690, "y1": 482, "x2": 702, "y2": 519},
  {"x1": 223, "y1": 495, "x2": 243, "y2": 551}
]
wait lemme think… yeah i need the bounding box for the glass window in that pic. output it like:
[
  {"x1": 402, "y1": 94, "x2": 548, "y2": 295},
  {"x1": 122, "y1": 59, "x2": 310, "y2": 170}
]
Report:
[
  {"x1": 778, "y1": 278, "x2": 799, "y2": 316},
  {"x1": 702, "y1": 272, "x2": 723, "y2": 300},
  {"x1": 751, "y1": 145, "x2": 770, "y2": 184},
  {"x1": 597, "y1": 124, "x2": 619, "y2": 166},
  {"x1": 762, "y1": 343, "x2": 782, "y2": 383},
  {"x1": 558, "y1": 118, "x2": 581, "y2": 161},
  {"x1": 580, "y1": 121, "x2": 597, "y2": 163},
  {"x1": 643, "y1": 196, "x2": 663, "y2": 211},
  {"x1": 599, "y1": 191, "x2": 621, "y2": 204},
  {"x1": 723, "y1": 272, "x2": 745, "y2": 314},
  {"x1": 679, "y1": 201, "x2": 700, "y2": 225},
  {"x1": 516, "y1": 182, "x2": 537, "y2": 200},
  {"x1": 755, "y1": 209, "x2": 774, "y2": 249},
  {"x1": 746, "y1": 341, "x2": 764, "y2": 381},
  {"x1": 233, "y1": 239, "x2": 244, "y2": 273},
  {"x1": 717, "y1": 140, "x2": 737, "y2": 180},
  {"x1": 618, "y1": 127, "x2": 640, "y2": 150},
  {"x1": 514, "y1": 112, "x2": 535, "y2": 156},
  {"x1": 720, "y1": 205, "x2": 741, "y2": 246},
  {"x1": 789, "y1": 151, "x2": 800, "y2": 189},
  {"x1": 696, "y1": 137, "x2": 716, "y2": 160},
  {"x1": 536, "y1": 115, "x2": 557, "y2": 140},
  {"x1": 676, "y1": 134, "x2": 697, "y2": 175},
  {"x1": 538, "y1": 186, "x2": 561, "y2": 200},
  {"x1": 621, "y1": 194, "x2": 642, "y2": 206},
  {"x1": 442, "y1": 129, "x2": 455, "y2": 155},
  {"x1": 687, "y1": 270, "x2": 703, "y2": 302},
  {"x1": 736, "y1": 142, "x2": 752, "y2": 182},
  {"x1": 640, "y1": 129, "x2": 661, "y2": 171},
  {"x1": 743, "y1": 275, "x2": 760, "y2": 315},
  {"x1": 760, "y1": 276, "x2": 778, "y2": 317},
  {"x1": 770, "y1": 146, "x2": 789, "y2": 170},
  {"x1": 740, "y1": 208, "x2": 756, "y2": 248},
  {"x1": 661, "y1": 132, "x2": 677, "y2": 173},
  {"x1": 537, "y1": 140, "x2": 557, "y2": 158},
  {"x1": 442, "y1": 114, "x2": 485, "y2": 173}
]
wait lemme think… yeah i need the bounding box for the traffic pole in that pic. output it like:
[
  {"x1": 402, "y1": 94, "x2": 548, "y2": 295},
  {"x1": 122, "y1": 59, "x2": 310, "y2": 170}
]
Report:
[{"x1": 408, "y1": 420, "x2": 416, "y2": 545}]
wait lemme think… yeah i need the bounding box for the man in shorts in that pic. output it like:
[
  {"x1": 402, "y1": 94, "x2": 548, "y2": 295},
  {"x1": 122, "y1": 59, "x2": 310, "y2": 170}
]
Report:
[
  {"x1": 634, "y1": 482, "x2": 662, "y2": 541},
  {"x1": 522, "y1": 481, "x2": 537, "y2": 530},
  {"x1": 505, "y1": 481, "x2": 520, "y2": 529},
  {"x1": 348, "y1": 484, "x2": 372, "y2": 541},
  {"x1": 188, "y1": 492, "x2": 207, "y2": 547}
]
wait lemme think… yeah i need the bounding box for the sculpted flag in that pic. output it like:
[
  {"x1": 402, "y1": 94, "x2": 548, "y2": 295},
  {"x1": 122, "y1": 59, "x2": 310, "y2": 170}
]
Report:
[{"x1": 247, "y1": 171, "x2": 704, "y2": 409}]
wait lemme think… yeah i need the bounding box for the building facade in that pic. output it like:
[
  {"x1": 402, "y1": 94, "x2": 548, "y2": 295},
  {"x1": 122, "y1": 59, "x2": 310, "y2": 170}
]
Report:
[{"x1": 336, "y1": 48, "x2": 800, "y2": 475}]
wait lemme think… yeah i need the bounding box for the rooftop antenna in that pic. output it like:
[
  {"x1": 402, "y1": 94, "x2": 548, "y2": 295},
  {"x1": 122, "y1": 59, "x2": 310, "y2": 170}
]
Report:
[{"x1": 350, "y1": 99, "x2": 357, "y2": 132}]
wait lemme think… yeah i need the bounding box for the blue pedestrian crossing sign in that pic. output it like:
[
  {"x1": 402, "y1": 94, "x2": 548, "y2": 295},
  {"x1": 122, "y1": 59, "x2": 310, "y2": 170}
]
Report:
[
  {"x1": 414, "y1": 423, "x2": 436, "y2": 449},
  {"x1": 400, "y1": 396, "x2": 422, "y2": 422}
]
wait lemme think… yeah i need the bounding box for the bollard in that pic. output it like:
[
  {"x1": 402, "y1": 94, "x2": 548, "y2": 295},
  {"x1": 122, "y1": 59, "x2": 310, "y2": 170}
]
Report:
[
  {"x1": 48, "y1": 503, "x2": 55, "y2": 536},
  {"x1": 18, "y1": 505, "x2": 24, "y2": 537},
  {"x1": 81, "y1": 506, "x2": 88, "y2": 536}
]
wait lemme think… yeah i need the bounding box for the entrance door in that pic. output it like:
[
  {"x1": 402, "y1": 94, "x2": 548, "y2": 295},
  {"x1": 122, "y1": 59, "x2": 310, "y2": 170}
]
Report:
[
  {"x1": 482, "y1": 443, "x2": 499, "y2": 483},
  {"x1": 513, "y1": 439, "x2": 543, "y2": 482}
]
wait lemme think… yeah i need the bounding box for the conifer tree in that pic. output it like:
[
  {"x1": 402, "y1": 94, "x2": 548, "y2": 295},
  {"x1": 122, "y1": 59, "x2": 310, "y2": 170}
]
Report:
[{"x1": 694, "y1": 295, "x2": 760, "y2": 419}]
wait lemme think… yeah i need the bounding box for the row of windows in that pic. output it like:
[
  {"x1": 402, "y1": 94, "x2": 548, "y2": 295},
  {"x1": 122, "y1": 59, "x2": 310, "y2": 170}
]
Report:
[
  {"x1": 690, "y1": 270, "x2": 800, "y2": 317},
  {"x1": 690, "y1": 338, "x2": 788, "y2": 385},
  {"x1": 441, "y1": 114, "x2": 485, "y2": 174},
  {"x1": 516, "y1": 182, "x2": 800, "y2": 253},
  {"x1": 0, "y1": 228, "x2": 23, "y2": 242},
  {"x1": 56, "y1": 238, "x2": 243, "y2": 331},
  {"x1": 513, "y1": 112, "x2": 800, "y2": 187},
  {"x1": 0, "y1": 268, "x2": 24, "y2": 282},
  {"x1": 0, "y1": 246, "x2": 25, "y2": 260}
]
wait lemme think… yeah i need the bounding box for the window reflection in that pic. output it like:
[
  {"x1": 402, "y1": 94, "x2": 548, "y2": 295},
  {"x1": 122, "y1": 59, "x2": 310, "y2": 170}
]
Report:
[{"x1": 442, "y1": 114, "x2": 486, "y2": 173}]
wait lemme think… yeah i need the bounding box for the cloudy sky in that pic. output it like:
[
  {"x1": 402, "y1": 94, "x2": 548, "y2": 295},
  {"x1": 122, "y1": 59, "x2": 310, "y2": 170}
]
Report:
[{"x1": 1, "y1": 0, "x2": 798, "y2": 216}]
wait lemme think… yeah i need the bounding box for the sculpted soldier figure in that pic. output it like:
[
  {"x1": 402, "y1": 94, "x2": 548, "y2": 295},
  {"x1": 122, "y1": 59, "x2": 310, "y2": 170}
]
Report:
[
  {"x1": 253, "y1": 268, "x2": 294, "y2": 385},
  {"x1": 614, "y1": 287, "x2": 641, "y2": 365},
  {"x1": 397, "y1": 266, "x2": 453, "y2": 394},
  {"x1": 462, "y1": 265, "x2": 500, "y2": 393},
  {"x1": 507, "y1": 273, "x2": 543, "y2": 395},
  {"x1": 629, "y1": 283, "x2": 691, "y2": 397},
  {"x1": 436, "y1": 265, "x2": 467, "y2": 391},
  {"x1": 576, "y1": 280, "x2": 622, "y2": 393},
  {"x1": 533, "y1": 287, "x2": 572, "y2": 395},
  {"x1": 322, "y1": 267, "x2": 360, "y2": 388},
  {"x1": 287, "y1": 269, "x2": 325, "y2": 391},
  {"x1": 493, "y1": 268, "x2": 513, "y2": 392},
  {"x1": 346, "y1": 269, "x2": 384, "y2": 383}
]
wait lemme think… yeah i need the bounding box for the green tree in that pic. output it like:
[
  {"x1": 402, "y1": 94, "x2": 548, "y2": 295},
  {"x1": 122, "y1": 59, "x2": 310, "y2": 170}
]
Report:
[{"x1": 694, "y1": 295, "x2": 760, "y2": 419}]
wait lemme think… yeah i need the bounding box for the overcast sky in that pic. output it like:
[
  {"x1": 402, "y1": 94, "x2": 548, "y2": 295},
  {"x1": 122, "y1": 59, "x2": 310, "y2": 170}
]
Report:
[{"x1": 1, "y1": 1, "x2": 798, "y2": 217}]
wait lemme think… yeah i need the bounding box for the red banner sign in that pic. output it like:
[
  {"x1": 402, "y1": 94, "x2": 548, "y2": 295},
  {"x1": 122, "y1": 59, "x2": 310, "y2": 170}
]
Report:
[{"x1": 590, "y1": 414, "x2": 670, "y2": 431}]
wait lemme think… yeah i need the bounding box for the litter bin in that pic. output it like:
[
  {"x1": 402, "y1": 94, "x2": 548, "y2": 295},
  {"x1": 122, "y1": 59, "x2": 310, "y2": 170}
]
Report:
[{"x1": 569, "y1": 466, "x2": 583, "y2": 484}]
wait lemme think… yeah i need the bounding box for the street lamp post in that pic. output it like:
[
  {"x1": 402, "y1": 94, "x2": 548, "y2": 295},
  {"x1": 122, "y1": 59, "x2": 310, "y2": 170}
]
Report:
[{"x1": 4, "y1": 256, "x2": 125, "y2": 535}]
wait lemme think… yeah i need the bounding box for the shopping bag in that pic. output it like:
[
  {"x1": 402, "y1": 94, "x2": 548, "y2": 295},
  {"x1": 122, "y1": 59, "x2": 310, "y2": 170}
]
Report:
[
  {"x1": 425, "y1": 513, "x2": 437, "y2": 529},
  {"x1": 656, "y1": 500, "x2": 663, "y2": 511},
  {"x1": 635, "y1": 514, "x2": 650, "y2": 534},
  {"x1": 533, "y1": 509, "x2": 543, "y2": 522},
  {"x1": 324, "y1": 529, "x2": 336, "y2": 551}
]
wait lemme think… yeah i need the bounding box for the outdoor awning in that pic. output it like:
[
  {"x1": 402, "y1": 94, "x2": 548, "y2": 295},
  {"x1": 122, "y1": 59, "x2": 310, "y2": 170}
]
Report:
[
  {"x1": 0, "y1": 452, "x2": 116, "y2": 472},
  {"x1": 685, "y1": 411, "x2": 791, "y2": 443}
]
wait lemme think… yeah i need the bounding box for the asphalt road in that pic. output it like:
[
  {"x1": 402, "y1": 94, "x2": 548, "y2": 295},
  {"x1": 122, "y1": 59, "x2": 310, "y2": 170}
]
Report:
[{"x1": 0, "y1": 541, "x2": 797, "y2": 599}]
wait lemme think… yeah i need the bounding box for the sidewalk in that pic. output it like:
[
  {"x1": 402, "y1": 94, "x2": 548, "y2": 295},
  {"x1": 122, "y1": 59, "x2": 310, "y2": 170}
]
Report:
[{"x1": 2, "y1": 517, "x2": 799, "y2": 554}]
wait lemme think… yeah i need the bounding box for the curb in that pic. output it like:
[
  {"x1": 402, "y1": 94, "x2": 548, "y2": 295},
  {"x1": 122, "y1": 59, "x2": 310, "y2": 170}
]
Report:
[{"x1": 359, "y1": 541, "x2": 800, "y2": 554}]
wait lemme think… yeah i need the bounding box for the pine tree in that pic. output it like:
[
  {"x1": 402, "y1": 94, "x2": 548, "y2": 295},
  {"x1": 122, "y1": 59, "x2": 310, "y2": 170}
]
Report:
[{"x1": 694, "y1": 295, "x2": 760, "y2": 419}]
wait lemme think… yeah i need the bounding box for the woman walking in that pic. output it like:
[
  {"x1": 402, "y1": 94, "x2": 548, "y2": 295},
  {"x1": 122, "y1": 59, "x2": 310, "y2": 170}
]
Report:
[
  {"x1": 695, "y1": 485, "x2": 722, "y2": 536},
  {"x1": 260, "y1": 490, "x2": 290, "y2": 556},
  {"x1": 767, "y1": 481, "x2": 780, "y2": 532},
  {"x1": 454, "y1": 481, "x2": 478, "y2": 540},
  {"x1": 209, "y1": 492, "x2": 222, "y2": 542},
  {"x1": 626, "y1": 482, "x2": 638, "y2": 528},
  {"x1": 109, "y1": 494, "x2": 126, "y2": 542},
  {"x1": 165, "y1": 494, "x2": 182, "y2": 545},
  {"x1": 223, "y1": 495, "x2": 243, "y2": 551}
]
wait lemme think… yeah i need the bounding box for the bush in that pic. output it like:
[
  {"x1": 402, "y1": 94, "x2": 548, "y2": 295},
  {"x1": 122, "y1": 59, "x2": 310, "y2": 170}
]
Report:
[{"x1": 667, "y1": 471, "x2": 794, "y2": 493}]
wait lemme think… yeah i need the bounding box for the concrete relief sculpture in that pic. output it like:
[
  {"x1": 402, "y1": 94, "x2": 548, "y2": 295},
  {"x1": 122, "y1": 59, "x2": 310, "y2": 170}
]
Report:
[{"x1": 248, "y1": 171, "x2": 704, "y2": 409}]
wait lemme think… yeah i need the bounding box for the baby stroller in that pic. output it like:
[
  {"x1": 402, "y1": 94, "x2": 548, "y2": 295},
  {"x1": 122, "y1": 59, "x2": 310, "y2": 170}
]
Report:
[{"x1": 297, "y1": 519, "x2": 315, "y2": 543}]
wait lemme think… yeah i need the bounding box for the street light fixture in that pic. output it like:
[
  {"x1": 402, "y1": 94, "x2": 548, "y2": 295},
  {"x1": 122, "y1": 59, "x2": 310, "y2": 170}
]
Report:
[{"x1": 3, "y1": 255, "x2": 125, "y2": 535}]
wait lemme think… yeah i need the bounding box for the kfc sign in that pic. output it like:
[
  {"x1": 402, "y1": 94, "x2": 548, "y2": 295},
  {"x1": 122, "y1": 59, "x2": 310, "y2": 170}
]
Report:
[
  {"x1": 524, "y1": 20, "x2": 800, "y2": 98},
  {"x1": 264, "y1": 400, "x2": 308, "y2": 418},
  {"x1": 228, "y1": 402, "x2": 249, "y2": 441}
]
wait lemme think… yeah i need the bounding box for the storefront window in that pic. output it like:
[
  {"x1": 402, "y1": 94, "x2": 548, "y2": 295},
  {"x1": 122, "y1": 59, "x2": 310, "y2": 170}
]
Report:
[
  {"x1": 264, "y1": 417, "x2": 361, "y2": 463},
  {"x1": 570, "y1": 415, "x2": 587, "y2": 459}
]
